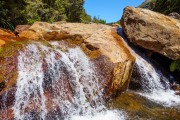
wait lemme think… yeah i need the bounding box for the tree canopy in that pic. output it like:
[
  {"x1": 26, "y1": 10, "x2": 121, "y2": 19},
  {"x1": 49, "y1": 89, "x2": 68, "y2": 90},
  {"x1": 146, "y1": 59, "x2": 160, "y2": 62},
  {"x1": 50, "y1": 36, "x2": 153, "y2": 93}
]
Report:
[
  {"x1": 153, "y1": 0, "x2": 180, "y2": 14},
  {"x1": 0, "y1": 0, "x2": 93, "y2": 30},
  {"x1": 139, "y1": 0, "x2": 180, "y2": 15}
]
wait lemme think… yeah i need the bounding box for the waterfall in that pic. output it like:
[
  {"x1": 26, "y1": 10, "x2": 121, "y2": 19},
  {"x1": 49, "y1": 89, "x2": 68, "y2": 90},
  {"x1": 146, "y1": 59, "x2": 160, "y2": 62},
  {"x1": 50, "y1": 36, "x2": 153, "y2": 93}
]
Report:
[
  {"x1": 117, "y1": 27, "x2": 180, "y2": 107},
  {"x1": 135, "y1": 55, "x2": 180, "y2": 107},
  {"x1": 0, "y1": 91, "x2": 8, "y2": 119},
  {"x1": 12, "y1": 42, "x2": 126, "y2": 120},
  {"x1": 13, "y1": 44, "x2": 47, "y2": 120}
]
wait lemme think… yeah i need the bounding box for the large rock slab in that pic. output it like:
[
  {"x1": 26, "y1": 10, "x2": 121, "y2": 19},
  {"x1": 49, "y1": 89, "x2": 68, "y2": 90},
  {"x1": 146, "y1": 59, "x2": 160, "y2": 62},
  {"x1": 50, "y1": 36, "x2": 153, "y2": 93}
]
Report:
[
  {"x1": 0, "y1": 22, "x2": 135, "y2": 119},
  {"x1": 18, "y1": 22, "x2": 135, "y2": 95},
  {"x1": 121, "y1": 6, "x2": 180, "y2": 60}
]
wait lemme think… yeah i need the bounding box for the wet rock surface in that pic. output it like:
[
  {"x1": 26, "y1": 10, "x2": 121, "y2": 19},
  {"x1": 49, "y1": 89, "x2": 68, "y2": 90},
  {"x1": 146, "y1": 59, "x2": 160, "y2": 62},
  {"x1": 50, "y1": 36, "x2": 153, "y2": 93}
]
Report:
[
  {"x1": 0, "y1": 23, "x2": 135, "y2": 119},
  {"x1": 108, "y1": 91, "x2": 180, "y2": 120}
]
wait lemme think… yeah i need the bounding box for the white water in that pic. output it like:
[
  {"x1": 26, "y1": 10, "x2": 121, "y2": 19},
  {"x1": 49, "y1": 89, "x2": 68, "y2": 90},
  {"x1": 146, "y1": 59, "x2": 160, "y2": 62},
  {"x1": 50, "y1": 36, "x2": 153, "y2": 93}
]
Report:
[
  {"x1": 117, "y1": 28, "x2": 180, "y2": 107},
  {"x1": 13, "y1": 44, "x2": 47, "y2": 120},
  {"x1": 13, "y1": 42, "x2": 126, "y2": 120},
  {"x1": 135, "y1": 56, "x2": 180, "y2": 107},
  {"x1": 70, "y1": 110, "x2": 126, "y2": 120}
]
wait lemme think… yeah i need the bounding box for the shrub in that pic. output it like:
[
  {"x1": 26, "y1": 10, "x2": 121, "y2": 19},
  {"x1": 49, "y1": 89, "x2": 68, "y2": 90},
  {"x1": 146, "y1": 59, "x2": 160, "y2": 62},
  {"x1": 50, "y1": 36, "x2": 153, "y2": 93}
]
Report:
[{"x1": 170, "y1": 60, "x2": 180, "y2": 72}]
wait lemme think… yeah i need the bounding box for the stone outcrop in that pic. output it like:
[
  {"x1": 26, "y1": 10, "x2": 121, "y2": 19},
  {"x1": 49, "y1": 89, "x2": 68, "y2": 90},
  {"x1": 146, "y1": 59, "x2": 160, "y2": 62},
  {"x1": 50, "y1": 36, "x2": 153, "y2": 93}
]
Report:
[
  {"x1": 0, "y1": 22, "x2": 135, "y2": 119},
  {"x1": 15, "y1": 25, "x2": 31, "y2": 33},
  {"x1": 0, "y1": 29, "x2": 15, "y2": 47},
  {"x1": 169, "y1": 12, "x2": 180, "y2": 21},
  {"x1": 18, "y1": 22, "x2": 135, "y2": 95},
  {"x1": 121, "y1": 6, "x2": 180, "y2": 60}
]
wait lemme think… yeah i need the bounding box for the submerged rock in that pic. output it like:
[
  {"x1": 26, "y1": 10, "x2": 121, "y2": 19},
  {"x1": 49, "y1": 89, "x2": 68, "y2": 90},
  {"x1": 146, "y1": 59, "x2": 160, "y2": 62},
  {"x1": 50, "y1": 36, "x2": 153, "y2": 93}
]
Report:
[
  {"x1": 121, "y1": 6, "x2": 180, "y2": 60},
  {"x1": 108, "y1": 91, "x2": 180, "y2": 120}
]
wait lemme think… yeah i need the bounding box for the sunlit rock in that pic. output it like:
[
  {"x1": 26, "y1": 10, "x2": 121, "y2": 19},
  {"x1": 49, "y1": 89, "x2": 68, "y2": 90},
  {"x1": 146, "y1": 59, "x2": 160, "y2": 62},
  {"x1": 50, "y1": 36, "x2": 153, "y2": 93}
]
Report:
[
  {"x1": 121, "y1": 6, "x2": 180, "y2": 60},
  {"x1": 15, "y1": 25, "x2": 31, "y2": 33},
  {"x1": 0, "y1": 22, "x2": 135, "y2": 119}
]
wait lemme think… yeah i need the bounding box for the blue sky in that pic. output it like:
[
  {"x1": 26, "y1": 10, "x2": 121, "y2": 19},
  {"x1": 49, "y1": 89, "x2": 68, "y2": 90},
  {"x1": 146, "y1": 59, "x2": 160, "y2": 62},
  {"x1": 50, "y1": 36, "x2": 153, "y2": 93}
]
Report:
[{"x1": 84, "y1": 0, "x2": 145, "y2": 23}]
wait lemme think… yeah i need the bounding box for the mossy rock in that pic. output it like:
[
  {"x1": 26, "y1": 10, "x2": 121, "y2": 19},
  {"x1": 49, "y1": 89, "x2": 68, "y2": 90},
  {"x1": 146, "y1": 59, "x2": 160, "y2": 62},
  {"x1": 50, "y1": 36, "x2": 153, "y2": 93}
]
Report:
[{"x1": 0, "y1": 40, "x2": 31, "y2": 92}]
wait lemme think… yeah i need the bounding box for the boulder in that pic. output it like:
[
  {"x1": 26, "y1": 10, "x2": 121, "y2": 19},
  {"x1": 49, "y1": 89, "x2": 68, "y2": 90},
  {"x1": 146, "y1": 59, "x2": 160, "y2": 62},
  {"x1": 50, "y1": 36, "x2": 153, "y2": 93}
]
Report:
[
  {"x1": 168, "y1": 12, "x2": 180, "y2": 21},
  {"x1": 0, "y1": 22, "x2": 135, "y2": 119},
  {"x1": 121, "y1": 6, "x2": 180, "y2": 60},
  {"x1": 0, "y1": 29, "x2": 14, "y2": 47},
  {"x1": 0, "y1": 29, "x2": 14, "y2": 37},
  {"x1": 19, "y1": 22, "x2": 110, "y2": 40},
  {"x1": 0, "y1": 28, "x2": 23, "y2": 47},
  {"x1": 19, "y1": 22, "x2": 135, "y2": 96},
  {"x1": 9, "y1": 22, "x2": 135, "y2": 97},
  {"x1": 14, "y1": 25, "x2": 31, "y2": 33}
]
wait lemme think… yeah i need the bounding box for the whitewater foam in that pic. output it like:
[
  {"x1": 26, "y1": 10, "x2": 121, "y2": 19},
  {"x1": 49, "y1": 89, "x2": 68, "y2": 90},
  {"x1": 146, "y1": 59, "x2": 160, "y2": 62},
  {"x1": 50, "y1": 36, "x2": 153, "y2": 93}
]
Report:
[
  {"x1": 69, "y1": 110, "x2": 126, "y2": 120},
  {"x1": 12, "y1": 42, "x2": 126, "y2": 120},
  {"x1": 135, "y1": 56, "x2": 180, "y2": 107}
]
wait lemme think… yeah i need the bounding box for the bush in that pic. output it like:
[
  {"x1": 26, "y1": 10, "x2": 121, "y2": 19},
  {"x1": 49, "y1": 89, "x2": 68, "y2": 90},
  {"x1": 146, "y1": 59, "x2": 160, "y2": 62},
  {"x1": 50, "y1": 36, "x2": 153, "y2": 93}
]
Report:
[
  {"x1": 92, "y1": 16, "x2": 106, "y2": 24},
  {"x1": 170, "y1": 60, "x2": 180, "y2": 72}
]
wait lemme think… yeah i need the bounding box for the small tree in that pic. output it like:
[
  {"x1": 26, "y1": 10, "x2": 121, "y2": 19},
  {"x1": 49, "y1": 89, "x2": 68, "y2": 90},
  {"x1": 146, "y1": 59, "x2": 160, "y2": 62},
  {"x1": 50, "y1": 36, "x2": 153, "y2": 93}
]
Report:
[{"x1": 92, "y1": 16, "x2": 106, "y2": 24}]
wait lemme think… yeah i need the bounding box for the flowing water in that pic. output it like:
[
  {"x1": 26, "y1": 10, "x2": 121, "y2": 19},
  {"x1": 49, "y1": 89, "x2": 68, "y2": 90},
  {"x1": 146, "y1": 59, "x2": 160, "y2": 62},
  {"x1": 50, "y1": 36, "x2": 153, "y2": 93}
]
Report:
[
  {"x1": 12, "y1": 42, "x2": 126, "y2": 120},
  {"x1": 117, "y1": 28, "x2": 180, "y2": 107},
  {"x1": 1, "y1": 30, "x2": 180, "y2": 119},
  {"x1": 13, "y1": 44, "x2": 47, "y2": 120},
  {"x1": 135, "y1": 56, "x2": 180, "y2": 107}
]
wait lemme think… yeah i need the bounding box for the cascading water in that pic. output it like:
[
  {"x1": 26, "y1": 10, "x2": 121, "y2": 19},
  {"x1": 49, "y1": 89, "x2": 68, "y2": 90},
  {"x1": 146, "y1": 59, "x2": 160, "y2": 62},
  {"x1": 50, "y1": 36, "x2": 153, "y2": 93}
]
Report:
[
  {"x1": 12, "y1": 42, "x2": 126, "y2": 120},
  {"x1": 0, "y1": 91, "x2": 8, "y2": 119},
  {"x1": 118, "y1": 27, "x2": 180, "y2": 107},
  {"x1": 13, "y1": 44, "x2": 47, "y2": 120},
  {"x1": 135, "y1": 56, "x2": 180, "y2": 107}
]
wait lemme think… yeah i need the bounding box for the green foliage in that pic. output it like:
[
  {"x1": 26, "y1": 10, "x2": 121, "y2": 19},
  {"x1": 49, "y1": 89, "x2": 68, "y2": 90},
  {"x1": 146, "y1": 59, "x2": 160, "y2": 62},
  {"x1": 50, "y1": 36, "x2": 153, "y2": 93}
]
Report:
[
  {"x1": 24, "y1": 0, "x2": 70, "y2": 24},
  {"x1": 139, "y1": 0, "x2": 180, "y2": 15},
  {"x1": 0, "y1": 0, "x2": 26, "y2": 30},
  {"x1": 23, "y1": 0, "x2": 91, "y2": 23},
  {"x1": 0, "y1": 1, "x2": 7, "y2": 20},
  {"x1": 67, "y1": 0, "x2": 84, "y2": 22},
  {"x1": 99, "y1": 19, "x2": 106, "y2": 24},
  {"x1": 0, "y1": 0, "x2": 91, "y2": 30},
  {"x1": 153, "y1": 0, "x2": 180, "y2": 14},
  {"x1": 138, "y1": 0, "x2": 156, "y2": 10},
  {"x1": 170, "y1": 60, "x2": 180, "y2": 72},
  {"x1": 0, "y1": 22, "x2": 14, "y2": 31},
  {"x1": 80, "y1": 10, "x2": 91, "y2": 23},
  {"x1": 92, "y1": 16, "x2": 106, "y2": 24}
]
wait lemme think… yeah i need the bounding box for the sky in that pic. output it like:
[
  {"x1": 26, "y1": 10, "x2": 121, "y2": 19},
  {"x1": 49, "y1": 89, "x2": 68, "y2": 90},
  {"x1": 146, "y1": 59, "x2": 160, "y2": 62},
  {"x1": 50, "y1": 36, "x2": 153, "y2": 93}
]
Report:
[{"x1": 84, "y1": 0, "x2": 145, "y2": 23}]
